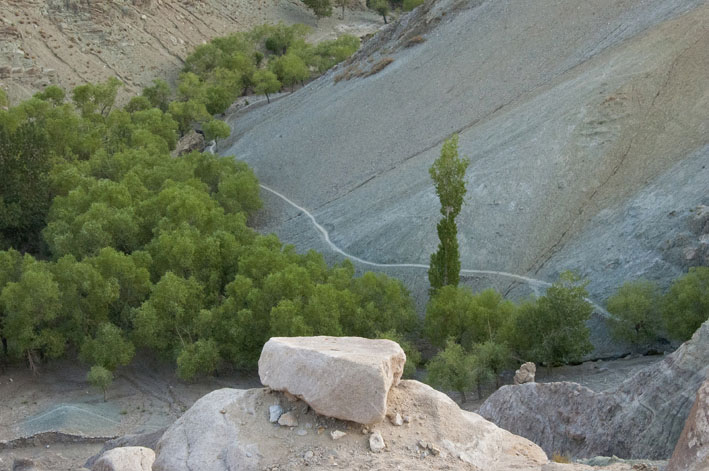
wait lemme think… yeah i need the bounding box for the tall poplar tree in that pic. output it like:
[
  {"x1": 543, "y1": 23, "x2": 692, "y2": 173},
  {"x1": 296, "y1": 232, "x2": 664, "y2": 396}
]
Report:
[{"x1": 428, "y1": 134, "x2": 469, "y2": 294}]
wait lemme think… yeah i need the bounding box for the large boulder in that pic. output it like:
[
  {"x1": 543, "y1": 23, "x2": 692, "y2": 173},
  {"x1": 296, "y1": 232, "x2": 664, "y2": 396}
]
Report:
[
  {"x1": 480, "y1": 320, "x2": 709, "y2": 459},
  {"x1": 667, "y1": 376, "x2": 709, "y2": 471},
  {"x1": 91, "y1": 446, "x2": 155, "y2": 471},
  {"x1": 153, "y1": 380, "x2": 553, "y2": 471},
  {"x1": 85, "y1": 428, "x2": 165, "y2": 468},
  {"x1": 258, "y1": 336, "x2": 406, "y2": 424}
]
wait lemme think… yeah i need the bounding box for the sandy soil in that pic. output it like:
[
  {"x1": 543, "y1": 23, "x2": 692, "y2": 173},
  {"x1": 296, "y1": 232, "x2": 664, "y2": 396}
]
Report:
[{"x1": 0, "y1": 353, "x2": 663, "y2": 470}]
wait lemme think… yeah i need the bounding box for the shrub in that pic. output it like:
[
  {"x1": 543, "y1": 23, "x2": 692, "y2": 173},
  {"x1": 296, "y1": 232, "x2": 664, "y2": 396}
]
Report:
[
  {"x1": 662, "y1": 267, "x2": 709, "y2": 341},
  {"x1": 606, "y1": 280, "x2": 662, "y2": 346},
  {"x1": 403, "y1": 0, "x2": 424, "y2": 11},
  {"x1": 426, "y1": 340, "x2": 477, "y2": 403},
  {"x1": 87, "y1": 365, "x2": 113, "y2": 401}
]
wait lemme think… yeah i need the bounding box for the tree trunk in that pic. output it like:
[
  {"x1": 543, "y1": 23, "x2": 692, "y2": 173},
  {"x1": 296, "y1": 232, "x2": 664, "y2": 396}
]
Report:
[
  {"x1": 460, "y1": 390, "x2": 467, "y2": 403},
  {"x1": 382, "y1": 14, "x2": 388, "y2": 24},
  {"x1": 477, "y1": 382, "x2": 482, "y2": 400},
  {"x1": 1, "y1": 337, "x2": 7, "y2": 356},
  {"x1": 265, "y1": 92, "x2": 270, "y2": 104}
]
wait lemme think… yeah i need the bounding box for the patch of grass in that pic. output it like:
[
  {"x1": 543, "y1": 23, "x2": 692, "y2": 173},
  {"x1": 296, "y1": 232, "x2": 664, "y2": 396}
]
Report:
[{"x1": 551, "y1": 452, "x2": 571, "y2": 464}]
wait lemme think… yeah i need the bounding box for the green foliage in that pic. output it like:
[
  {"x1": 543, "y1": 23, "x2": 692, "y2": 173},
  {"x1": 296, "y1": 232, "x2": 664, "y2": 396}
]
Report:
[
  {"x1": 606, "y1": 280, "x2": 662, "y2": 346},
  {"x1": 142, "y1": 79, "x2": 171, "y2": 112},
  {"x1": 662, "y1": 267, "x2": 709, "y2": 341},
  {"x1": 177, "y1": 339, "x2": 221, "y2": 380},
  {"x1": 303, "y1": 0, "x2": 333, "y2": 18},
  {"x1": 87, "y1": 365, "x2": 113, "y2": 401},
  {"x1": 252, "y1": 70, "x2": 281, "y2": 103},
  {"x1": 72, "y1": 77, "x2": 122, "y2": 117},
  {"x1": 203, "y1": 119, "x2": 231, "y2": 143},
  {"x1": 428, "y1": 134, "x2": 469, "y2": 293},
  {"x1": 370, "y1": 0, "x2": 390, "y2": 23},
  {"x1": 403, "y1": 0, "x2": 424, "y2": 11},
  {"x1": 473, "y1": 340, "x2": 510, "y2": 391},
  {"x1": 426, "y1": 340, "x2": 476, "y2": 402},
  {"x1": 511, "y1": 272, "x2": 593, "y2": 366},
  {"x1": 425, "y1": 286, "x2": 516, "y2": 350},
  {"x1": 80, "y1": 322, "x2": 134, "y2": 370},
  {"x1": 270, "y1": 53, "x2": 310, "y2": 89}
]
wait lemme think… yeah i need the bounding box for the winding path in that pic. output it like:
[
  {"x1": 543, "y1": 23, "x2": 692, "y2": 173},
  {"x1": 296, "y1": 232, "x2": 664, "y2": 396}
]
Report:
[{"x1": 259, "y1": 183, "x2": 611, "y2": 316}]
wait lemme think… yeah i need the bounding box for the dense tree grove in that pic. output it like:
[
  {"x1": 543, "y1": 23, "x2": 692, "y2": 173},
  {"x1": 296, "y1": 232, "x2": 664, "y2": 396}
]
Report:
[
  {"x1": 178, "y1": 24, "x2": 359, "y2": 115},
  {"x1": 0, "y1": 74, "x2": 417, "y2": 387}
]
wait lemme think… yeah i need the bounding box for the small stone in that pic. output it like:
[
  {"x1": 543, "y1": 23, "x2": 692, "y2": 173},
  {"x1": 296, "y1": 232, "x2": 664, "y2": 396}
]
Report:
[
  {"x1": 140, "y1": 14, "x2": 147, "y2": 20},
  {"x1": 513, "y1": 362, "x2": 536, "y2": 385},
  {"x1": 390, "y1": 413, "x2": 403, "y2": 426},
  {"x1": 278, "y1": 411, "x2": 298, "y2": 427},
  {"x1": 369, "y1": 431, "x2": 385, "y2": 453},
  {"x1": 304, "y1": 450, "x2": 314, "y2": 460},
  {"x1": 269, "y1": 405, "x2": 284, "y2": 423},
  {"x1": 403, "y1": 415, "x2": 411, "y2": 423},
  {"x1": 296, "y1": 429, "x2": 307, "y2": 436},
  {"x1": 219, "y1": 409, "x2": 226, "y2": 414},
  {"x1": 284, "y1": 391, "x2": 298, "y2": 402},
  {"x1": 330, "y1": 430, "x2": 347, "y2": 440}
]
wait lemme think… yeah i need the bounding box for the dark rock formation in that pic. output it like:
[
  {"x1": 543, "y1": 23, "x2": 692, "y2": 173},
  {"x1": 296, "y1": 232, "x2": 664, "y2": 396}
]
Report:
[{"x1": 479, "y1": 320, "x2": 709, "y2": 459}]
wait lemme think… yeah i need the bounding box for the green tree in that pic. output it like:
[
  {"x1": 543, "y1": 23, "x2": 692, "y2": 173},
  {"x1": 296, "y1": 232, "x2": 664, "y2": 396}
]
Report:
[
  {"x1": 511, "y1": 272, "x2": 593, "y2": 367},
  {"x1": 0, "y1": 257, "x2": 63, "y2": 370},
  {"x1": 270, "y1": 53, "x2": 310, "y2": 90},
  {"x1": 606, "y1": 280, "x2": 662, "y2": 346},
  {"x1": 377, "y1": 329, "x2": 421, "y2": 378},
  {"x1": 142, "y1": 78, "x2": 171, "y2": 112},
  {"x1": 426, "y1": 340, "x2": 476, "y2": 403},
  {"x1": 176, "y1": 339, "x2": 220, "y2": 380},
  {"x1": 370, "y1": 0, "x2": 390, "y2": 23},
  {"x1": 80, "y1": 322, "x2": 135, "y2": 371},
  {"x1": 428, "y1": 134, "x2": 469, "y2": 293},
  {"x1": 203, "y1": 119, "x2": 231, "y2": 144},
  {"x1": 72, "y1": 77, "x2": 122, "y2": 117},
  {"x1": 473, "y1": 340, "x2": 510, "y2": 393},
  {"x1": 252, "y1": 70, "x2": 281, "y2": 103},
  {"x1": 662, "y1": 267, "x2": 709, "y2": 341},
  {"x1": 87, "y1": 365, "x2": 113, "y2": 401},
  {"x1": 303, "y1": 0, "x2": 333, "y2": 18},
  {"x1": 403, "y1": 0, "x2": 424, "y2": 11},
  {"x1": 168, "y1": 99, "x2": 210, "y2": 136}
]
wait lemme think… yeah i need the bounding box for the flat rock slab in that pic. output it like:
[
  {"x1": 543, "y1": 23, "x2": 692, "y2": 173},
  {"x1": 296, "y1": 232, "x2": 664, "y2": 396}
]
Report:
[
  {"x1": 258, "y1": 336, "x2": 406, "y2": 424},
  {"x1": 92, "y1": 446, "x2": 155, "y2": 471}
]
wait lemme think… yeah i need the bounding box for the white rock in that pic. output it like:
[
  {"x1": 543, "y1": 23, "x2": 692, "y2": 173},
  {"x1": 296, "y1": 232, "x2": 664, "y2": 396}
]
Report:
[
  {"x1": 259, "y1": 336, "x2": 406, "y2": 424},
  {"x1": 369, "y1": 431, "x2": 385, "y2": 453},
  {"x1": 92, "y1": 446, "x2": 155, "y2": 471},
  {"x1": 269, "y1": 404, "x2": 283, "y2": 423},
  {"x1": 390, "y1": 413, "x2": 403, "y2": 426},
  {"x1": 330, "y1": 430, "x2": 347, "y2": 440}
]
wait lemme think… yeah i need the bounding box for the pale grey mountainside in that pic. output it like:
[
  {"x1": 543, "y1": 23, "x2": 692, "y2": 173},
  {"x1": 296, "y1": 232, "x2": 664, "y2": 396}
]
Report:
[
  {"x1": 221, "y1": 0, "x2": 709, "y2": 357},
  {"x1": 479, "y1": 320, "x2": 709, "y2": 460}
]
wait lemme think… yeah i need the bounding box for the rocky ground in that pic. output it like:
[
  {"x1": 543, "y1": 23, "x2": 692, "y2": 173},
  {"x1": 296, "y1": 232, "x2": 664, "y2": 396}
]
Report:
[
  {"x1": 0, "y1": 0, "x2": 383, "y2": 104},
  {"x1": 0, "y1": 353, "x2": 663, "y2": 470}
]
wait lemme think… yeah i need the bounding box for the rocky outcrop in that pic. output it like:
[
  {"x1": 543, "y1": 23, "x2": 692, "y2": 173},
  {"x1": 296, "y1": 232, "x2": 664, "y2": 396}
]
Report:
[
  {"x1": 172, "y1": 130, "x2": 205, "y2": 157},
  {"x1": 514, "y1": 362, "x2": 536, "y2": 385},
  {"x1": 480, "y1": 320, "x2": 709, "y2": 459},
  {"x1": 668, "y1": 377, "x2": 709, "y2": 471},
  {"x1": 91, "y1": 446, "x2": 155, "y2": 471},
  {"x1": 153, "y1": 380, "x2": 554, "y2": 471},
  {"x1": 258, "y1": 336, "x2": 406, "y2": 424}
]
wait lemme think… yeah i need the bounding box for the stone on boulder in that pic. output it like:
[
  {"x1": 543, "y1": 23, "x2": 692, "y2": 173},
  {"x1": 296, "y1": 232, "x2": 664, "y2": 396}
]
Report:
[
  {"x1": 85, "y1": 428, "x2": 165, "y2": 468},
  {"x1": 258, "y1": 336, "x2": 406, "y2": 424},
  {"x1": 514, "y1": 362, "x2": 536, "y2": 385},
  {"x1": 480, "y1": 320, "x2": 709, "y2": 459},
  {"x1": 667, "y1": 377, "x2": 709, "y2": 471},
  {"x1": 91, "y1": 446, "x2": 155, "y2": 471}
]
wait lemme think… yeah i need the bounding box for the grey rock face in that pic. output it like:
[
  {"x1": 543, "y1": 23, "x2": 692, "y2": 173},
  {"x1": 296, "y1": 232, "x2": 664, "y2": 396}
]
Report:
[
  {"x1": 223, "y1": 0, "x2": 709, "y2": 358},
  {"x1": 172, "y1": 130, "x2": 205, "y2": 157},
  {"x1": 479, "y1": 321, "x2": 709, "y2": 459},
  {"x1": 668, "y1": 377, "x2": 709, "y2": 471},
  {"x1": 84, "y1": 429, "x2": 165, "y2": 468},
  {"x1": 258, "y1": 336, "x2": 406, "y2": 424}
]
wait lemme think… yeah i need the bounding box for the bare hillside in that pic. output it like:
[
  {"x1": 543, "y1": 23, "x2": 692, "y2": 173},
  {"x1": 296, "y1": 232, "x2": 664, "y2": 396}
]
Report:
[
  {"x1": 222, "y1": 0, "x2": 709, "y2": 356},
  {"x1": 0, "y1": 0, "x2": 381, "y2": 103}
]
